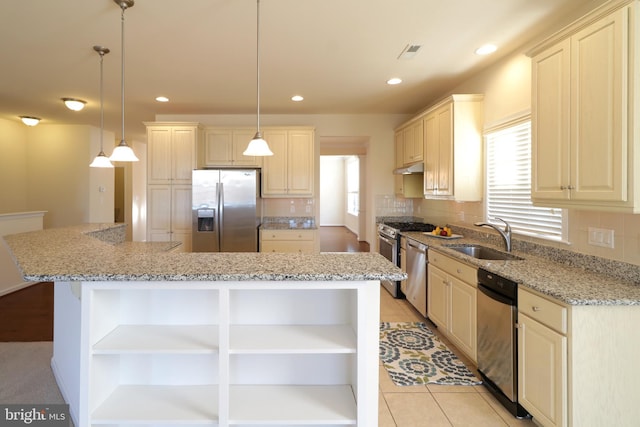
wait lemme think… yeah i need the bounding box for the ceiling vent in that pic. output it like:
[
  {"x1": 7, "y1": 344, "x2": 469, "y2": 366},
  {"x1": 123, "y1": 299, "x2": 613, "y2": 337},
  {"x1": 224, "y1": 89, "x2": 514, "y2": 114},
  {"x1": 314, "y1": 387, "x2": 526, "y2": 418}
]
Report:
[{"x1": 398, "y1": 44, "x2": 422, "y2": 60}]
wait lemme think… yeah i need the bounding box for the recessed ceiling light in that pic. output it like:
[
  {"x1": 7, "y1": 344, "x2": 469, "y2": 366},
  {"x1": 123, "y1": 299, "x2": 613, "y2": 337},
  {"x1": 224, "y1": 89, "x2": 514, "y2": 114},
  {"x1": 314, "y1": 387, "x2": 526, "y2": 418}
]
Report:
[
  {"x1": 475, "y1": 44, "x2": 497, "y2": 55},
  {"x1": 155, "y1": 96, "x2": 169, "y2": 102},
  {"x1": 387, "y1": 78, "x2": 402, "y2": 85},
  {"x1": 291, "y1": 95, "x2": 304, "y2": 102},
  {"x1": 62, "y1": 98, "x2": 86, "y2": 111}
]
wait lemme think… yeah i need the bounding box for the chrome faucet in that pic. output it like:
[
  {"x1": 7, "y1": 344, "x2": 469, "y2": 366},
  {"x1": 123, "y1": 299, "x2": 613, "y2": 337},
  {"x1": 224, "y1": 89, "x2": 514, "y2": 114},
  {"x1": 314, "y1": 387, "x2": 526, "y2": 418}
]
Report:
[{"x1": 474, "y1": 217, "x2": 512, "y2": 252}]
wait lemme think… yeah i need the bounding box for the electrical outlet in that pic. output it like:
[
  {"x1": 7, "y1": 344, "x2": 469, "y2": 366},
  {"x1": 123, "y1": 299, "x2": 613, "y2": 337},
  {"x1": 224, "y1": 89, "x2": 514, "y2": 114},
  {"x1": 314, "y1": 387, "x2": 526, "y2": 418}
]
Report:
[{"x1": 588, "y1": 227, "x2": 615, "y2": 248}]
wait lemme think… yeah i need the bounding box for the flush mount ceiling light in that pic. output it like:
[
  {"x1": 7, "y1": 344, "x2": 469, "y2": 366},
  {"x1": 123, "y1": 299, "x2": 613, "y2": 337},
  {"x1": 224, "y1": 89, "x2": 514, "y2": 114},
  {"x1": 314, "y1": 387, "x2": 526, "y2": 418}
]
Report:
[
  {"x1": 109, "y1": 0, "x2": 139, "y2": 162},
  {"x1": 291, "y1": 95, "x2": 304, "y2": 102},
  {"x1": 155, "y1": 96, "x2": 169, "y2": 102},
  {"x1": 387, "y1": 78, "x2": 402, "y2": 85},
  {"x1": 244, "y1": 0, "x2": 273, "y2": 157},
  {"x1": 90, "y1": 46, "x2": 114, "y2": 168},
  {"x1": 62, "y1": 98, "x2": 87, "y2": 111},
  {"x1": 475, "y1": 44, "x2": 497, "y2": 55},
  {"x1": 19, "y1": 116, "x2": 40, "y2": 126}
]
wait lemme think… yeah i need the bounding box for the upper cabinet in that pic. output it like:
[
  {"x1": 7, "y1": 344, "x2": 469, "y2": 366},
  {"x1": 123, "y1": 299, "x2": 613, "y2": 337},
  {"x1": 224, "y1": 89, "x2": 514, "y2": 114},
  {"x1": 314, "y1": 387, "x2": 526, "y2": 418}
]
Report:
[
  {"x1": 530, "y1": 0, "x2": 640, "y2": 212},
  {"x1": 399, "y1": 119, "x2": 424, "y2": 165},
  {"x1": 423, "y1": 94, "x2": 483, "y2": 201},
  {"x1": 262, "y1": 127, "x2": 315, "y2": 197},
  {"x1": 146, "y1": 123, "x2": 201, "y2": 185},
  {"x1": 200, "y1": 128, "x2": 262, "y2": 168}
]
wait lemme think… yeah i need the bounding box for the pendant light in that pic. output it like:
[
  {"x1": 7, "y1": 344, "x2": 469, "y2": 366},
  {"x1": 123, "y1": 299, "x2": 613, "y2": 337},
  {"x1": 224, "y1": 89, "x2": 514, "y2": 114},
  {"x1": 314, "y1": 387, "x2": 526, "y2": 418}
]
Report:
[
  {"x1": 243, "y1": 0, "x2": 273, "y2": 156},
  {"x1": 90, "y1": 46, "x2": 114, "y2": 168},
  {"x1": 109, "y1": 0, "x2": 139, "y2": 162}
]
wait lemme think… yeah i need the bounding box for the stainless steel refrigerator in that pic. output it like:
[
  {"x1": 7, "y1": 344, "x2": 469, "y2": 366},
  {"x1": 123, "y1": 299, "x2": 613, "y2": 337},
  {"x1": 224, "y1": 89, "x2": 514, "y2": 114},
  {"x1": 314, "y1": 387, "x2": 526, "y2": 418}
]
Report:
[{"x1": 192, "y1": 169, "x2": 261, "y2": 252}]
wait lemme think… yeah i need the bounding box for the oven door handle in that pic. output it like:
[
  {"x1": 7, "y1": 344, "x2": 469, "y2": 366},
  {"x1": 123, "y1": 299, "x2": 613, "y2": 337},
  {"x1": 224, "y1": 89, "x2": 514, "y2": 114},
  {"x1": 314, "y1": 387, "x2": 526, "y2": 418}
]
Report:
[{"x1": 379, "y1": 235, "x2": 396, "y2": 246}]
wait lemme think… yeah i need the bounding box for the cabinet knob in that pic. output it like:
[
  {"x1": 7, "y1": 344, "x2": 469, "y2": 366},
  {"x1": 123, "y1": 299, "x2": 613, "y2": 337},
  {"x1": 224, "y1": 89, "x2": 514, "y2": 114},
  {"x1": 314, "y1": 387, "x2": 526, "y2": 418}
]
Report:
[
  {"x1": 532, "y1": 306, "x2": 541, "y2": 312},
  {"x1": 456, "y1": 268, "x2": 462, "y2": 274}
]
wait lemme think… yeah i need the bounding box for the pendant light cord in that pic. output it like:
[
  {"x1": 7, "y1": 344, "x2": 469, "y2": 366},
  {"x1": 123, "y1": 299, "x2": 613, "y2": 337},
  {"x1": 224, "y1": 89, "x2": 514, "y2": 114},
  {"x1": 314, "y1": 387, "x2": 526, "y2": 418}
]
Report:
[
  {"x1": 99, "y1": 51, "x2": 105, "y2": 151},
  {"x1": 256, "y1": 0, "x2": 261, "y2": 133},
  {"x1": 120, "y1": 4, "x2": 126, "y2": 142}
]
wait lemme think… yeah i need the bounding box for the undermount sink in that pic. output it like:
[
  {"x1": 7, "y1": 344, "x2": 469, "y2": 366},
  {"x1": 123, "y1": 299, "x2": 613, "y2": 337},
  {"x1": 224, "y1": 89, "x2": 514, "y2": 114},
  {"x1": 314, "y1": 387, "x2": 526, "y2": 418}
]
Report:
[{"x1": 445, "y1": 245, "x2": 524, "y2": 261}]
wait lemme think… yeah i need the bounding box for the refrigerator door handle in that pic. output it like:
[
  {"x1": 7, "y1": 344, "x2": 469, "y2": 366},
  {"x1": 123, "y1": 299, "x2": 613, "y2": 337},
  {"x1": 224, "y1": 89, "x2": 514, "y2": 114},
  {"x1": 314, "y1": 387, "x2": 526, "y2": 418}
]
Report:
[{"x1": 218, "y1": 182, "x2": 224, "y2": 245}]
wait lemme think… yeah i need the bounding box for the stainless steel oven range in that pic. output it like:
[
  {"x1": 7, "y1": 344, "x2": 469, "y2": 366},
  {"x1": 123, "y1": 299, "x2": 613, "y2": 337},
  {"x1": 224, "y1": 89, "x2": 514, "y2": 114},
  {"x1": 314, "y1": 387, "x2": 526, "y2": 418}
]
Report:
[{"x1": 377, "y1": 221, "x2": 435, "y2": 298}]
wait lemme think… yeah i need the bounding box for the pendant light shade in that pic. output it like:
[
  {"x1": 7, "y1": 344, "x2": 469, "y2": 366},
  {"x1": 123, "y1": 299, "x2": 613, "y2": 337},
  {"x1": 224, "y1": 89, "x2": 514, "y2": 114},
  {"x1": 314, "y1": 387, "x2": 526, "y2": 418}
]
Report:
[
  {"x1": 90, "y1": 46, "x2": 114, "y2": 168},
  {"x1": 109, "y1": 0, "x2": 138, "y2": 162},
  {"x1": 243, "y1": 0, "x2": 273, "y2": 157}
]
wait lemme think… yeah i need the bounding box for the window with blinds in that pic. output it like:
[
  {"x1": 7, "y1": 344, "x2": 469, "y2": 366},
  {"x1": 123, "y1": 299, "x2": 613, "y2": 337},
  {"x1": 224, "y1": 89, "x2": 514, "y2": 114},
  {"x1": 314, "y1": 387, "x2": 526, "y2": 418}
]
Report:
[{"x1": 485, "y1": 119, "x2": 566, "y2": 241}]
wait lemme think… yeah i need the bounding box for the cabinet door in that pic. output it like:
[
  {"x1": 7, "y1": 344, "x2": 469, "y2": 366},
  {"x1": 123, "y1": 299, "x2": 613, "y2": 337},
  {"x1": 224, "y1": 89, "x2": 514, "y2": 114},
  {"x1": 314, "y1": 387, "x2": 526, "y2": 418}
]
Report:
[
  {"x1": 172, "y1": 185, "x2": 193, "y2": 251},
  {"x1": 423, "y1": 114, "x2": 438, "y2": 195},
  {"x1": 287, "y1": 130, "x2": 314, "y2": 196},
  {"x1": 411, "y1": 121, "x2": 424, "y2": 162},
  {"x1": 395, "y1": 131, "x2": 404, "y2": 195},
  {"x1": 147, "y1": 185, "x2": 171, "y2": 241},
  {"x1": 570, "y1": 8, "x2": 627, "y2": 202},
  {"x1": 449, "y1": 277, "x2": 477, "y2": 362},
  {"x1": 531, "y1": 40, "x2": 571, "y2": 201},
  {"x1": 203, "y1": 129, "x2": 233, "y2": 166},
  {"x1": 436, "y1": 104, "x2": 453, "y2": 196},
  {"x1": 171, "y1": 128, "x2": 197, "y2": 184},
  {"x1": 147, "y1": 128, "x2": 172, "y2": 184},
  {"x1": 518, "y1": 313, "x2": 567, "y2": 427},
  {"x1": 427, "y1": 265, "x2": 448, "y2": 329},
  {"x1": 262, "y1": 130, "x2": 288, "y2": 196}
]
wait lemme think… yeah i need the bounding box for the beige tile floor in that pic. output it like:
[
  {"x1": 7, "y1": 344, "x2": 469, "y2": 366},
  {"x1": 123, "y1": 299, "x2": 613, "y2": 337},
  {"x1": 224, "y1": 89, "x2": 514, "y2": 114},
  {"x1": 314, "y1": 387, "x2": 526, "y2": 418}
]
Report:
[{"x1": 378, "y1": 286, "x2": 537, "y2": 427}]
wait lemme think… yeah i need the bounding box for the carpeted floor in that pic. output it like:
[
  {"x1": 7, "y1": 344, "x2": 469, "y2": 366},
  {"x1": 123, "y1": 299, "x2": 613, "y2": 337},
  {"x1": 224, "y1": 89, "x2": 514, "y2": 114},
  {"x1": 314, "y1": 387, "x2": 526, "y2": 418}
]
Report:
[{"x1": 0, "y1": 341, "x2": 65, "y2": 404}]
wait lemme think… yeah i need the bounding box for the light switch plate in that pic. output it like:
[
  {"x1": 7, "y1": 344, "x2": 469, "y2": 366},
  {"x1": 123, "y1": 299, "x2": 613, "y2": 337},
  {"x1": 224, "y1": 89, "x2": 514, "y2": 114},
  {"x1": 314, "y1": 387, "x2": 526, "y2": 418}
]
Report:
[{"x1": 588, "y1": 227, "x2": 615, "y2": 248}]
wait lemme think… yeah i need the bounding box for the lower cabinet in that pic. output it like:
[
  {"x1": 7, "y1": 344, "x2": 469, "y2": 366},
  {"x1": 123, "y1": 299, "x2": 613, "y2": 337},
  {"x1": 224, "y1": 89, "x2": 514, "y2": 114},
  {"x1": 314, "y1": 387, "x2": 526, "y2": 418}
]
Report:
[
  {"x1": 54, "y1": 280, "x2": 380, "y2": 426},
  {"x1": 147, "y1": 184, "x2": 192, "y2": 252},
  {"x1": 427, "y1": 250, "x2": 477, "y2": 363},
  {"x1": 517, "y1": 286, "x2": 640, "y2": 427},
  {"x1": 260, "y1": 229, "x2": 318, "y2": 253}
]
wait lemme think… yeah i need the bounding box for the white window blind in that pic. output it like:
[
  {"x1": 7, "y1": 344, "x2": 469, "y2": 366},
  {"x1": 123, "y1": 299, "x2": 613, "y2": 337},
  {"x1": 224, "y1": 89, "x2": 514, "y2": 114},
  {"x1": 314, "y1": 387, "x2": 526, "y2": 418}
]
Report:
[{"x1": 485, "y1": 120, "x2": 565, "y2": 241}]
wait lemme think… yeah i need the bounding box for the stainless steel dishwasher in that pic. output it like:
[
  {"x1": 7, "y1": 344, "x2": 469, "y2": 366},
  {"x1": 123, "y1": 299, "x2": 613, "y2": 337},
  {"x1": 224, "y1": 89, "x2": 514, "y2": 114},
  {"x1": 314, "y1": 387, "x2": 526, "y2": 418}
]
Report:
[
  {"x1": 477, "y1": 268, "x2": 530, "y2": 419},
  {"x1": 404, "y1": 238, "x2": 428, "y2": 317}
]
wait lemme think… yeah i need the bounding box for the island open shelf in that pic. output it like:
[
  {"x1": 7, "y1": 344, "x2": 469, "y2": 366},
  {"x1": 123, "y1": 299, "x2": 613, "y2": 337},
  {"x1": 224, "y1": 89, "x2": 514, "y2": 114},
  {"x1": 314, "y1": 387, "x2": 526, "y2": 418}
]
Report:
[{"x1": 52, "y1": 280, "x2": 379, "y2": 427}]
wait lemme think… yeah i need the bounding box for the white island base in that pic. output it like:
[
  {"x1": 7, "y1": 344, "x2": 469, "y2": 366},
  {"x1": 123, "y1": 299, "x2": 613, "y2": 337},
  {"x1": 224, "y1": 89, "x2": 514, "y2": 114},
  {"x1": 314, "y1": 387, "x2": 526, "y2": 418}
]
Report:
[{"x1": 51, "y1": 280, "x2": 380, "y2": 427}]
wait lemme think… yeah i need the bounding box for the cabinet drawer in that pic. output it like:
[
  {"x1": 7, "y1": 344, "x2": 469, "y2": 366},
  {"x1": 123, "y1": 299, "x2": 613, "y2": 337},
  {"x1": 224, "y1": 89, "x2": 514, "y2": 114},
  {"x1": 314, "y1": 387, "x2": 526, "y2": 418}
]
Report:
[
  {"x1": 518, "y1": 288, "x2": 567, "y2": 334},
  {"x1": 428, "y1": 250, "x2": 477, "y2": 286},
  {"x1": 261, "y1": 241, "x2": 315, "y2": 253},
  {"x1": 261, "y1": 230, "x2": 315, "y2": 241}
]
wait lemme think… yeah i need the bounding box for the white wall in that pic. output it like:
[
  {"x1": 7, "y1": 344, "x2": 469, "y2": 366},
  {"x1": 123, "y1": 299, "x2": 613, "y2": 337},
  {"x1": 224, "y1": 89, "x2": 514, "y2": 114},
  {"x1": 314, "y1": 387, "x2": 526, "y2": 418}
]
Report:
[
  {"x1": 0, "y1": 119, "x2": 115, "y2": 229},
  {"x1": 319, "y1": 156, "x2": 346, "y2": 226},
  {"x1": 0, "y1": 119, "x2": 29, "y2": 213}
]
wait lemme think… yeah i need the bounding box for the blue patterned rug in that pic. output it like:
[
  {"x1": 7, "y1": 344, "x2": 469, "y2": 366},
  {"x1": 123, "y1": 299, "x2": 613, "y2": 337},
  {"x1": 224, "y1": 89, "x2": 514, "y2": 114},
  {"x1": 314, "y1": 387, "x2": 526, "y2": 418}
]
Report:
[{"x1": 380, "y1": 322, "x2": 482, "y2": 386}]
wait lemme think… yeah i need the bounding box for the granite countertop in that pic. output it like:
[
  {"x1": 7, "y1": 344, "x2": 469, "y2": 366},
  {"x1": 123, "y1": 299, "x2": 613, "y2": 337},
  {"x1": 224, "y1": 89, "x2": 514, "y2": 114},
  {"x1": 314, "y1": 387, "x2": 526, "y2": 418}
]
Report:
[
  {"x1": 402, "y1": 231, "x2": 640, "y2": 306},
  {"x1": 260, "y1": 217, "x2": 317, "y2": 230},
  {"x1": 3, "y1": 223, "x2": 403, "y2": 283}
]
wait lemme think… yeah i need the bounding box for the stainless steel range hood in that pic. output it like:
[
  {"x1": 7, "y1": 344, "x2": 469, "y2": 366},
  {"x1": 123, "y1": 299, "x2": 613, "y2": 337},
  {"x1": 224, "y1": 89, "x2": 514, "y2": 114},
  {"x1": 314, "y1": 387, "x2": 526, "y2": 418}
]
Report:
[{"x1": 393, "y1": 162, "x2": 424, "y2": 175}]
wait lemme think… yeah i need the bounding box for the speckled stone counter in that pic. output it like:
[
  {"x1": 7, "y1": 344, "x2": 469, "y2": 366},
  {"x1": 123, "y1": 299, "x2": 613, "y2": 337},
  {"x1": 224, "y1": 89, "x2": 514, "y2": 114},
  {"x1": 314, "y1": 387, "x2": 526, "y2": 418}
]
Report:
[
  {"x1": 260, "y1": 216, "x2": 317, "y2": 230},
  {"x1": 3, "y1": 223, "x2": 403, "y2": 283},
  {"x1": 402, "y1": 230, "x2": 640, "y2": 306}
]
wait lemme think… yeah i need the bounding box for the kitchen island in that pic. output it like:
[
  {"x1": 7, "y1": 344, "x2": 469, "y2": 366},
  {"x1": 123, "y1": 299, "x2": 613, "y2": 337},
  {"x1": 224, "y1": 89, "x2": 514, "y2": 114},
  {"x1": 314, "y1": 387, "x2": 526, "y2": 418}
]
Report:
[{"x1": 3, "y1": 224, "x2": 404, "y2": 427}]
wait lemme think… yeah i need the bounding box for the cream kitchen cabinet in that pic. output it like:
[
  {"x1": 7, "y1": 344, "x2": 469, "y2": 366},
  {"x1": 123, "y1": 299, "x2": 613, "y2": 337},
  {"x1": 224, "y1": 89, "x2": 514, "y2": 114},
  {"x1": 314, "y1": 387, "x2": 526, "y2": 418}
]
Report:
[
  {"x1": 200, "y1": 127, "x2": 262, "y2": 168},
  {"x1": 423, "y1": 94, "x2": 483, "y2": 201},
  {"x1": 517, "y1": 288, "x2": 568, "y2": 427},
  {"x1": 147, "y1": 184, "x2": 192, "y2": 252},
  {"x1": 260, "y1": 229, "x2": 318, "y2": 253},
  {"x1": 145, "y1": 122, "x2": 200, "y2": 185},
  {"x1": 394, "y1": 131, "x2": 423, "y2": 198},
  {"x1": 517, "y1": 285, "x2": 640, "y2": 427},
  {"x1": 427, "y1": 250, "x2": 477, "y2": 363},
  {"x1": 262, "y1": 128, "x2": 315, "y2": 197},
  {"x1": 400, "y1": 119, "x2": 424, "y2": 164},
  {"x1": 530, "y1": 1, "x2": 640, "y2": 212}
]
